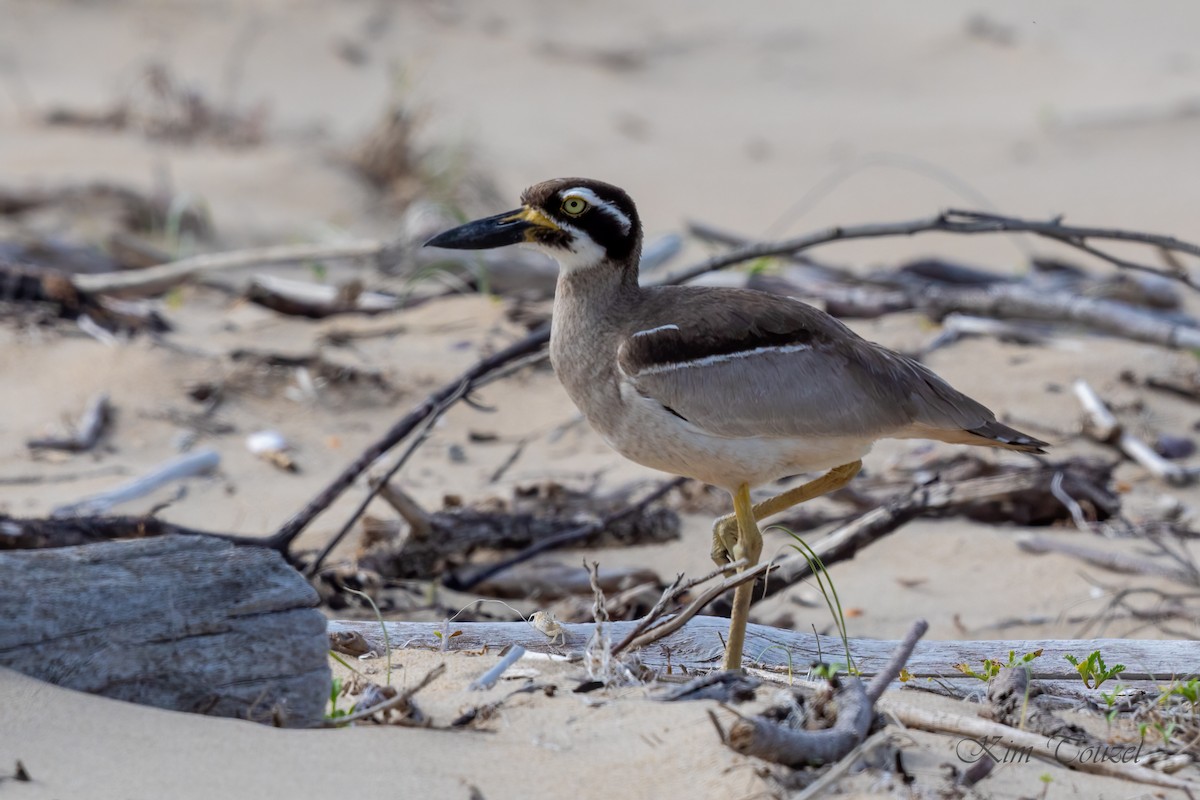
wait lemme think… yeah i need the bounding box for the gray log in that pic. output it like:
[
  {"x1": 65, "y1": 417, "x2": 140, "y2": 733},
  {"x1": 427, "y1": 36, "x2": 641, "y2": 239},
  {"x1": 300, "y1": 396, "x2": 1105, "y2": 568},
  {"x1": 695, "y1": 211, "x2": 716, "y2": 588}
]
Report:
[{"x1": 0, "y1": 536, "x2": 329, "y2": 727}]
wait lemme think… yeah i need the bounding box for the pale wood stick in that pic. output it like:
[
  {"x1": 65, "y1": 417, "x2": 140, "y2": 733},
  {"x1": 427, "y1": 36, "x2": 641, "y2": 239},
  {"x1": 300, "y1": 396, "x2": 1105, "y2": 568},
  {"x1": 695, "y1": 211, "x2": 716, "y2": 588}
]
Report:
[
  {"x1": 1073, "y1": 379, "x2": 1192, "y2": 485},
  {"x1": 878, "y1": 695, "x2": 1197, "y2": 791},
  {"x1": 74, "y1": 241, "x2": 385, "y2": 297}
]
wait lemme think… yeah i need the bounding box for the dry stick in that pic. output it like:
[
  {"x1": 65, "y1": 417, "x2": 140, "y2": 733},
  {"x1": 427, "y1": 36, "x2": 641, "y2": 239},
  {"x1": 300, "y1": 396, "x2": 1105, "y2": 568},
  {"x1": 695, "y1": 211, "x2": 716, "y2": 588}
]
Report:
[
  {"x1": 1072, "y1": 379, "x2": 1192, "y2": 486},
  {"x1": 74, "y1": 240, "x2": 386, "y2": 298},
  {"x1": 877, "y1": 696, "x2": 1198, "y2": 791},
  {"x1": 303, "y1": 381, "x2": 469, "y2": 577},
  {"x1": 327, "y1": 662, "x2": 446, "y2": 727},
  {"x1": 445, "y1": 476, "x2": 686, "y2": 591},
  {"x1": 272, "y1": 211, "x2": 1200, "y2": 551},
  {"x1": 682, "y1": 209, "x2": 1200, "y2": 289},
  {"x1": 26, "y1": 392, "x2": 111, "y2": 452},
  {"x1": 725, "y1": 619, "x2": 928, "y2": 768},
  {"x1": 619, "y1": 561, "x2": 777, "y2": 654},
  {"x1": 268, "y1": 327, "x2": 550, "y2": 553},
  {"x1": 1018, "y1": 535, "x2": 1200, "y2": 586},
  {"x1": 51, "y1": 449, "x2": 220, "y2": 517},
  {"x1": 610, "y1": 559, "x2": 749, "y2": 656}
]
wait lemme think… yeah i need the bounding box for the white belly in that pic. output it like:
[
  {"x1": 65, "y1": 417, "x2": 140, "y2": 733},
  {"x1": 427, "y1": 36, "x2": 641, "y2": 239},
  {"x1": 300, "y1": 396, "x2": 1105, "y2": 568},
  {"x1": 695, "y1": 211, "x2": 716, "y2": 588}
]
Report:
[{"x1": 597, "y1": 384, "x2": 874, "y2": 492}]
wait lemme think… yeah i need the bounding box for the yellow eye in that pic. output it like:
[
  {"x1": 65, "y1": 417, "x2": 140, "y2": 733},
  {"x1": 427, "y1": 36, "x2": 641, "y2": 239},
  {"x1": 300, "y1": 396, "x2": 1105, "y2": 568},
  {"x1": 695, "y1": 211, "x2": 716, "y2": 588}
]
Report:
[{"x1": 562, "y1": 196, "x2": 588, "y2": 216}]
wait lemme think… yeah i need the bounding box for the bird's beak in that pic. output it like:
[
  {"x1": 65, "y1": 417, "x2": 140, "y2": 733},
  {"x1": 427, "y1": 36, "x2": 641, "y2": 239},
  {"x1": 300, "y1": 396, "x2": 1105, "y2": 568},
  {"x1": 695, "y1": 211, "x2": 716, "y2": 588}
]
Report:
[{"x1": 424, "y1": 206, "x2": 560, "y2": 250}]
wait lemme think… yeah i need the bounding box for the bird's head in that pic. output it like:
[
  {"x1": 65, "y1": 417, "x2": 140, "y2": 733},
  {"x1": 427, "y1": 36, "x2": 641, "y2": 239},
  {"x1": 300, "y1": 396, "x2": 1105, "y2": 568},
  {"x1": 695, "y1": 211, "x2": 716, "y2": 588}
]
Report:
[{"x1": 424, "y1": 178, "x2": 642, "y2": 274}]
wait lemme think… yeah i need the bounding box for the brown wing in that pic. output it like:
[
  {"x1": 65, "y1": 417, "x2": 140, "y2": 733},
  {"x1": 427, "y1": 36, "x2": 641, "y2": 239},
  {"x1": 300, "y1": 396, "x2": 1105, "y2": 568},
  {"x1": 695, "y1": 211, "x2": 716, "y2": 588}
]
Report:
[{"x1": 618, "y1": 287, "x2": 1046, "y2": 452}]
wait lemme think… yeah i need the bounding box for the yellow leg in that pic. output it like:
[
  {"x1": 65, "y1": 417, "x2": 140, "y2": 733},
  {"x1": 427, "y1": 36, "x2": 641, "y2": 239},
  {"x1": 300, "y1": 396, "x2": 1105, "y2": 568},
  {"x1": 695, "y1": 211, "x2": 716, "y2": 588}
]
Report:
[
  {"x1": 722, "y1": 483, "x2": 761, "y2": 671},
  {"x1": 711, "y1": 461, "x2": 862, "y2": 567}
]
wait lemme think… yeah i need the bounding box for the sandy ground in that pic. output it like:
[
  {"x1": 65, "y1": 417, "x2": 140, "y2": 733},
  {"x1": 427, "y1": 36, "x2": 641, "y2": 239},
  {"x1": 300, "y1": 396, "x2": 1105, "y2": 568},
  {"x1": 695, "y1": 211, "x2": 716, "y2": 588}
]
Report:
[{"x1": 2, "y1": 1, "x2": 1199, "y2": 798}]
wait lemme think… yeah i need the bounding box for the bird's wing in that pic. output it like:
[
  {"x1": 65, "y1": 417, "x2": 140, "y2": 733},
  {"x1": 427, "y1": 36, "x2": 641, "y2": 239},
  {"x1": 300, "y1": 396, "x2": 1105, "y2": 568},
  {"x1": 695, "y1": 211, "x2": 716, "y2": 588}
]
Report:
[{"x1": 616, "y1": 288, "x2": 1006, "y2": 441}]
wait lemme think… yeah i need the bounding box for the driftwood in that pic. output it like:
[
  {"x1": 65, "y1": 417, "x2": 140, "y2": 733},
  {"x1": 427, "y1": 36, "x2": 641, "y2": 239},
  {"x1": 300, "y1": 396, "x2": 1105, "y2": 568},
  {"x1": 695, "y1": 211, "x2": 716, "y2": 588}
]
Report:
[
  {"x1": 51, "y1": 449, "x2": 221, "y2": 517},
  {"x1": 722, "y1": 620, "x2": 928, "y2": 768},
  {"x1": 1018, "y1": 535, "x2": 1200, "y2": 587},
  {"x1": 1073, "y1": 379, "x2": 1194, "y2": 486},
  {"x1": 26, "y1": 392, "x2": 112, "y2": 452},
  {"x1": 0, "y1": 537, "x2": 330, "y2": 727},
  {"x1": 328, "y1": 616, "x2": 1199, "y2": 689}
]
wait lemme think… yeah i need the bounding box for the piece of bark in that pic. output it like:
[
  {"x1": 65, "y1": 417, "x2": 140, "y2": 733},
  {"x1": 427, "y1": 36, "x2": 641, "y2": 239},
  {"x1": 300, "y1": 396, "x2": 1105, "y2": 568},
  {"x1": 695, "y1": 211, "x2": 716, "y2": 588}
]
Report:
[{"x1": 0, "y1": 537, "x2": 329, "y2": 726}]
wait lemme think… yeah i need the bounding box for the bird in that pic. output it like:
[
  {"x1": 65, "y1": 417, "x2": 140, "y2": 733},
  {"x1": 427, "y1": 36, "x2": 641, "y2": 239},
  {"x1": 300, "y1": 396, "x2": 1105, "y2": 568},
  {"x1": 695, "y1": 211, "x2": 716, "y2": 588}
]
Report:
[{"x1": 425, "y1": 178, "x2": 1047, "y2": 671}]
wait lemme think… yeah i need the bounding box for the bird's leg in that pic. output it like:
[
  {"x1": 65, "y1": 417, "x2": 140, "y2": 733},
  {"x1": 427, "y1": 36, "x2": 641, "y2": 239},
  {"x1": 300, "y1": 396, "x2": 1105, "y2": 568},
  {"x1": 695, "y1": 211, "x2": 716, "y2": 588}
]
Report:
[
  {"x1": 723, "y1": 482, "x2": 761, "y2": 672},
  {"x1": 710, "y1": 461, "x2": 863, "y2": 567}
]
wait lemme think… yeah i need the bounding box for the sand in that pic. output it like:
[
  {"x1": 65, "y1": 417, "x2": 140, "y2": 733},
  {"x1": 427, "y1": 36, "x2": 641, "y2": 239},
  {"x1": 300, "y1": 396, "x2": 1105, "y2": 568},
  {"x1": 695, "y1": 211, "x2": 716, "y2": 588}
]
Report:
[{"x1": 2, "y1": 1, "x2": 1198, "y2": 797}]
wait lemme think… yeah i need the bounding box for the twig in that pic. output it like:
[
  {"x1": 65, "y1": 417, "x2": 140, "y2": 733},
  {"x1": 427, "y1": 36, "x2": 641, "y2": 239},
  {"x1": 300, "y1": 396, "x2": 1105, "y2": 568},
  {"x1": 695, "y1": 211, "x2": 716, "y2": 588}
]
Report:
[
  {"x1": 611, "y1": 559, "x2": 748, "y2": 656},
  {"x1": 619, "y1": 561, "x2": 776, "y2": 654},
  {"x1": 327, "y1": 662, "x2": 446, "y2": 726},
  {"x1": 446, "y1": 476, "x2": 685, "y2": 591},
  {"x1": 679, "y1": 209, "x2": 1200, "y2": 290},
  {"x1": 51, "y1": 449, "x2": 220, "y2": 517},
  {"x1": 26, "y1": 392, "x2": 112, "y2": 452},
  {"x1": 866, "y1": 619, "x2": 929, "y2": 702},
  {"x1": 0, "y1": 464, "x2": 127, "y2": 487},
  {"x1": 74, "y1": 240, "x2": 386, "y2": 298},
  {"x1": 304, "y1": 381, "x2": 468, "y2": 576},
  {"x1": 1072, "y1": 379, "x2": 1191, "y2": 485},
  {"x1": 469, "y1": 645, "x2": 527, "y2": 691},
  {"x1": 269, "y1": 327, "x2": 551, "y2": 554},
  {"x1": 1018, "y1": 535, "x2": 1200, "y2": 586},
  {"x1": 792, "y1": 729, "x2": 893, "y2": 800}
]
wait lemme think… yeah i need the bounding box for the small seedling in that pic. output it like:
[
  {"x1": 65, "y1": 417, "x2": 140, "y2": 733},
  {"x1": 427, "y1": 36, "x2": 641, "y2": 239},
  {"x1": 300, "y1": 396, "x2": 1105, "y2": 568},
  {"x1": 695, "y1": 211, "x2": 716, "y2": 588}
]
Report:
[
  {"x1": 1163, "y1": 677, "x2": 1199, "y2": 710},
  {"x1": 809, "y1": 662, "x2": 845, "y2": 682},
  {"x1": 954, "y1": 649, "x2": 1043, "y2": 682},
  {"x1": 1038, "y1": 772, "x2": 1053, "y2": 800},
  {"x1": 1099, "y1": 683, "x2": 1126, "y2": 725},
  {"x1": 778, "y1": 528, "x2": 856, "y2": 673},
  {"x1": 898, "y1": 667, "x2": 913, "y2": 683},
  {"x1": 1064, "y1": 650, "x2": 1125, "y2": 689},
  {"x1": 326, "y1": 676, "x2": 355, "y2": 720}
]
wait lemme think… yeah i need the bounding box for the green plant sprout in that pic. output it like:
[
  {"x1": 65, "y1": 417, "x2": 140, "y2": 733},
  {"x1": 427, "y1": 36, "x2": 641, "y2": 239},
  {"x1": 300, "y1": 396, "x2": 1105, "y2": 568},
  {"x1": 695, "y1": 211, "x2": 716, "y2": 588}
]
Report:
[
  {"x1": 1064, "y1": 650, "x2": 1125, "y2": 690},
  {"x1": 954, "y1": 649, "x2": 1043, "y2": 682},
  {"x1": 775, "y1": 527, "x2": 856, "y2": 674}
]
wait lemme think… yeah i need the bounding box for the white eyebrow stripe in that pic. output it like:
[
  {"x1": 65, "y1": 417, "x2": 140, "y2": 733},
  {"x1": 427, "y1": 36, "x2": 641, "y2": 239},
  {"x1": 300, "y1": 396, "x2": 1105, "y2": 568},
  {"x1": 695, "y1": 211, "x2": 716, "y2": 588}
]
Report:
[
  {"x1": 632, "y1": 324, "x2": 680, "y2": 338},
  {"x1": 634, "y1": 343, "x2": 813, "y2": 376},
  {"x1": 561, "y1": 187, "x2": 632, "y2": 234}
]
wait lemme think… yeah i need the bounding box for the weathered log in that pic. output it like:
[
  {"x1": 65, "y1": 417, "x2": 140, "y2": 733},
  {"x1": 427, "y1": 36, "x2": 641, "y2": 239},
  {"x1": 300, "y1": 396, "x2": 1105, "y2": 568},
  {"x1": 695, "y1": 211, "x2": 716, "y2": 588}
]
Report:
[
  {"x1": 0, "y1": 536, "x2": 329, "y2": 727},
  {"x1": 329, "y1": 616, "x2": 1199, "y2": 690}
]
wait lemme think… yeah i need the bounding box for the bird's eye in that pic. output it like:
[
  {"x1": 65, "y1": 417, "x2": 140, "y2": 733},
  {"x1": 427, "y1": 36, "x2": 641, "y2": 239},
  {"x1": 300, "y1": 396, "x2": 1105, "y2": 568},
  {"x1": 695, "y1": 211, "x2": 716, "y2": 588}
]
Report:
[{"x1": 561, "y1": 196, "x2": 589, "y2": 216}]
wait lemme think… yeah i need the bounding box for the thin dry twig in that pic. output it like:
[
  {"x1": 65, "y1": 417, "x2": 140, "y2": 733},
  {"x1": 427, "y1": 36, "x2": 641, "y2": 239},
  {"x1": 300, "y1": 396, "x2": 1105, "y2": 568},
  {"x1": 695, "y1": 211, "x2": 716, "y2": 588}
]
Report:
[
  {"x1": 611, "y1": 559, "x2": 748, "y2": 656},
  {"x1": 327, "y1": 662, "x2": 446, "y2": 726}
]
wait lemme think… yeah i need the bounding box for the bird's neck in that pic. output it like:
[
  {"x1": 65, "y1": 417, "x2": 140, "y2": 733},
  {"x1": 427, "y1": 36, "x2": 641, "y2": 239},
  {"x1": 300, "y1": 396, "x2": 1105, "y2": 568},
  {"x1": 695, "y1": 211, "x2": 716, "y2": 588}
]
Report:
[{"x1": 549, "y1": 258, "x2": 640, "y2": 405}]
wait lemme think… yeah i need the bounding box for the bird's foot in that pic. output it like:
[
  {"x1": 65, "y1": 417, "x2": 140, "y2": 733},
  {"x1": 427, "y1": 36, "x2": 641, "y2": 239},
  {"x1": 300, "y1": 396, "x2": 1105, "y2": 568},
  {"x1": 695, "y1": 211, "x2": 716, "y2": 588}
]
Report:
[{"x1": 710, "y1": 513, "x2": 739, "y2": 569}]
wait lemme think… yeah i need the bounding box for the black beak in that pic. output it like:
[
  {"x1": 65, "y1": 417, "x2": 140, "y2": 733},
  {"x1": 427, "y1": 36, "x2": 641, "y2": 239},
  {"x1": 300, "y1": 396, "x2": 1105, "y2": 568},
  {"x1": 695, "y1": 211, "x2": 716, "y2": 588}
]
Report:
[{"x1": 423, "y1": 209, "x2": 534, "y2": 250}]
